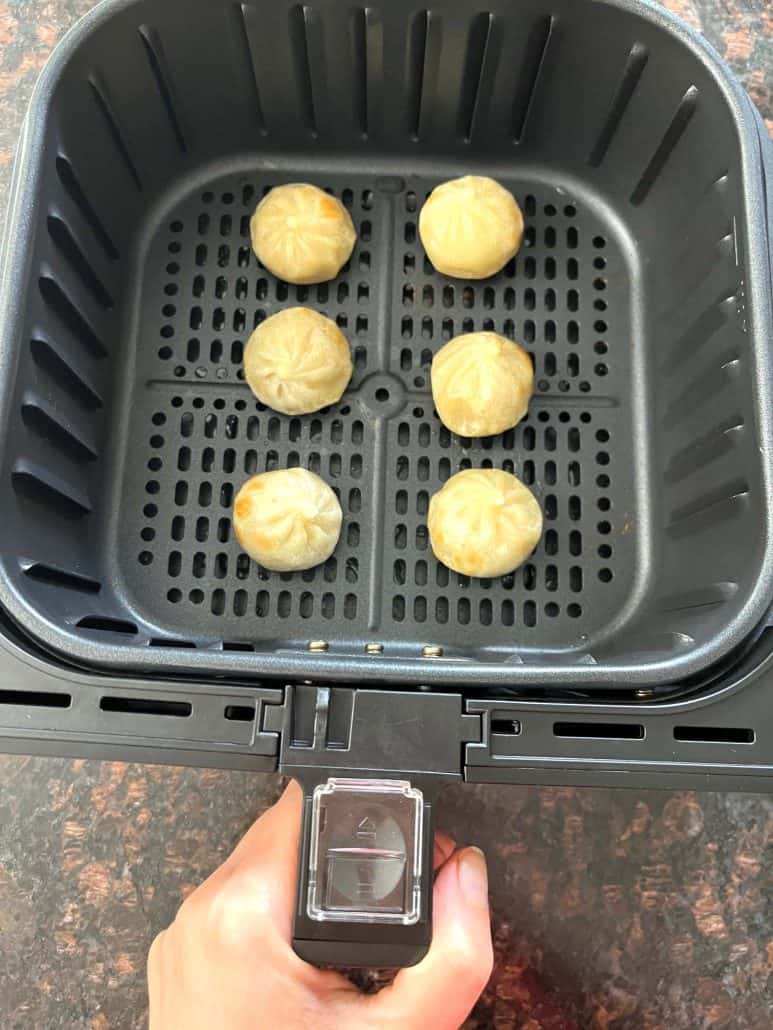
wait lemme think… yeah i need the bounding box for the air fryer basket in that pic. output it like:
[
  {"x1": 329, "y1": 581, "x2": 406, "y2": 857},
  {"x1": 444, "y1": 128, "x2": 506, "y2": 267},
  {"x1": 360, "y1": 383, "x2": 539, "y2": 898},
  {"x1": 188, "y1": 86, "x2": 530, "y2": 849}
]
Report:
[{"x1": 0, "y1": 0, "x2": 771, "y2": 690}]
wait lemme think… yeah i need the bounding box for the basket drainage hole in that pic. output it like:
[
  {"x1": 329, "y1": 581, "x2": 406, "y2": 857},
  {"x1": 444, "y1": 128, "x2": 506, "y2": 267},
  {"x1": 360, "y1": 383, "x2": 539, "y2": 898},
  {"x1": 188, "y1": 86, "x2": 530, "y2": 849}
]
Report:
[{"x1": 364, "y1": 375, "x2": 405, "y2": 414}]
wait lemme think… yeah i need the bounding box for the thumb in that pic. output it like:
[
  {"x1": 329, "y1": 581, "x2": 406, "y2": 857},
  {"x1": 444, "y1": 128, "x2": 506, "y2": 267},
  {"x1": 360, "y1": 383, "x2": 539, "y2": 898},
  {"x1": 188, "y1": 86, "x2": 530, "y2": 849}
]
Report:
[{"x1": 367, "y1": 847, "x2": 494, "y2": 1030}]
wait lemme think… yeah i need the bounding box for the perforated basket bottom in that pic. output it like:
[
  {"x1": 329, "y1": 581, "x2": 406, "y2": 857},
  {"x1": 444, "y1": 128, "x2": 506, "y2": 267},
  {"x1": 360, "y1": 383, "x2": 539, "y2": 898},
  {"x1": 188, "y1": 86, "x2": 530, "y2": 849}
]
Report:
[{"x1": 114, "y1": 166, "x2": 638, "y2": 660}]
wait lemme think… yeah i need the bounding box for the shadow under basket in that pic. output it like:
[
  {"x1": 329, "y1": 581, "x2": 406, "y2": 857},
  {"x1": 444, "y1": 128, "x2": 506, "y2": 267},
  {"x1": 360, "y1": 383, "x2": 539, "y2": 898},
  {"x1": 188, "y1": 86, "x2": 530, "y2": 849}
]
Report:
[{"x1": 0, "y1": 0, "x2": 772, "y2": 691}]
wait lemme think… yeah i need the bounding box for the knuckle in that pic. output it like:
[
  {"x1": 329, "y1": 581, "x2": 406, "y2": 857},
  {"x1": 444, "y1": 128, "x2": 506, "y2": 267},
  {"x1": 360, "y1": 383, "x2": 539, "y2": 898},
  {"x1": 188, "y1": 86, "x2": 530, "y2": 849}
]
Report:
[
  {"x1": 478, "y1": 941, "x2": 495, "y2": 986},
  {"x1": 199, "y1": 874, "x2": 274, "y2": 950},
  {"x1": 444, "y1": 931, "x2": 494, "y2": 990},
  {"x1": 173, "y1": 883, "x2": 208, "y2": 931},
  {"x1": 209, "y1": 890, "x2": 253, "y2": 948},
  {"x1": 146, "y1": 929, "x2": 165, "y2": 975}
]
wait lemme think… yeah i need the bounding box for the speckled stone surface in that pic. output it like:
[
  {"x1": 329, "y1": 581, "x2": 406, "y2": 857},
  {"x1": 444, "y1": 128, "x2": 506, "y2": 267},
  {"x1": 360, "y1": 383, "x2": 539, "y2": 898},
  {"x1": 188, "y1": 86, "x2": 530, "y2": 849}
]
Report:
[{"x1": 0, "y1": 1, "x2": 771, "y2": 1028}]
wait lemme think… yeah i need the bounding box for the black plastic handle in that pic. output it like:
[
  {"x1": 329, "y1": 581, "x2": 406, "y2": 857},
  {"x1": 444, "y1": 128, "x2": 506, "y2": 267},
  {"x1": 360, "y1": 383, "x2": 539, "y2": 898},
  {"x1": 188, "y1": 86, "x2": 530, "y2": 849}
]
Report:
[{"x1": 291, "y1": 777, "x2": 435, "y2": 969}]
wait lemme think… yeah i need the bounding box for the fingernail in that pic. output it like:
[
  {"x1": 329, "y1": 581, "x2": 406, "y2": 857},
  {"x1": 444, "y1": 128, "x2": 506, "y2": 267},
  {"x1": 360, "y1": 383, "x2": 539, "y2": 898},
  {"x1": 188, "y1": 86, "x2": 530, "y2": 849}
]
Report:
[{"x1": 457, "y1": 847, "x2": 489, "y2": 908}]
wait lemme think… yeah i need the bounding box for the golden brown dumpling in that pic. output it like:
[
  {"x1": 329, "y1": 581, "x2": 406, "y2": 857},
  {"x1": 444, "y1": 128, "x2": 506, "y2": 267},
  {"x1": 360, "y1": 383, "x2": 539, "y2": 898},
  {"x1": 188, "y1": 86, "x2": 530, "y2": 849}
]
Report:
[
  {"x1": 250, "y1": 183, "x2": 356, "y2": 284},
  {"x1": 428, "y1": 469, "x2": 542, "y2": 578},
  {"x1": 419, "y1": 176, "x2": 523, "y2": 279},
  {"x1": 244, "y1": 307, "x2": 352, "y2": 415},
  {"x1": 431, "y1": 331, "x2": 533, "y2": 437},
  {"x1": 233, "y1": 469, "x2": 343, "y2": 572}
]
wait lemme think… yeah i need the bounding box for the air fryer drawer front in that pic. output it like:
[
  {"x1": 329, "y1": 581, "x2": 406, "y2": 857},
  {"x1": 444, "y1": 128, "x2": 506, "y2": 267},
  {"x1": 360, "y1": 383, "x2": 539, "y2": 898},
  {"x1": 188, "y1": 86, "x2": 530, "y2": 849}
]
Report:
[{"x1": 0, "y1": 619, "x2": 772, "y2": 789}]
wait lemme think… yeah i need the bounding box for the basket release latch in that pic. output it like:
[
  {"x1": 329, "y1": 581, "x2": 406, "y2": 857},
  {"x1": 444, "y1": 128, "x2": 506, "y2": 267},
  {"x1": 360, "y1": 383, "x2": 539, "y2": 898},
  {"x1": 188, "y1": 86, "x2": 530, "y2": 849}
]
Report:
[{"x1": 273, "y1": 683, "x2": 481, "y2": 967}]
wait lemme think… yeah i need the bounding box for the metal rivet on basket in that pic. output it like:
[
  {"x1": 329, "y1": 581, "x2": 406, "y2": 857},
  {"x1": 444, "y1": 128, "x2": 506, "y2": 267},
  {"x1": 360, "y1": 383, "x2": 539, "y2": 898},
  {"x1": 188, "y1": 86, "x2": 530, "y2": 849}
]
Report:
[
  {"x1": 365, "y1": 643, "x2": 384, "y2": 654},
  {"x1": 308, "y1": 640, "x2": 329, "y2": 653},
  {"x1": 422, "y1": 645, "x2": 444, "y2": 658}
]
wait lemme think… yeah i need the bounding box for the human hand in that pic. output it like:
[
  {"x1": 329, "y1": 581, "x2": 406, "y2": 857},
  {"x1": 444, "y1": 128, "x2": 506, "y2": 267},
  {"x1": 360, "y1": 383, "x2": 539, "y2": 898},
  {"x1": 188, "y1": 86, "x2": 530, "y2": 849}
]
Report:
[{"x1": 148, "y1": 780, "x2": 493, "y2": 1029}]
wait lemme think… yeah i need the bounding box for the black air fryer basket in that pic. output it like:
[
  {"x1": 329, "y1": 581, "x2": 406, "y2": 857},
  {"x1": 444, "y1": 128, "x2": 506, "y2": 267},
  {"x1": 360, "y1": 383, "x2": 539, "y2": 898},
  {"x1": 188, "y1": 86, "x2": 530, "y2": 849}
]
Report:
[{"x1": 1, "y1": 0, "x2": 772, "y2": 965}]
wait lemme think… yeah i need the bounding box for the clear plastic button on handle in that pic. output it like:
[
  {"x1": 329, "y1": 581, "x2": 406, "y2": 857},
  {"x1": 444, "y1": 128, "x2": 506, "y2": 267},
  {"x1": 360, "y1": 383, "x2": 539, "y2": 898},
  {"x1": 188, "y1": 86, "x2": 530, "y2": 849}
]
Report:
[{"x1": 307, "y1": 778, "x2": 424, "y2": 925}]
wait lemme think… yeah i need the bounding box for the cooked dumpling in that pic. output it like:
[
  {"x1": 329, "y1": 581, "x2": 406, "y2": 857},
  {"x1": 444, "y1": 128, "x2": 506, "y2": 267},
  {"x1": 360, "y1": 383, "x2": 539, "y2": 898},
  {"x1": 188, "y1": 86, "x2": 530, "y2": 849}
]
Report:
[
  {"x1": 431, "y1": 331, "x2": 533, "y2": 437},
  {"x1": 428, "y1": 469, "x2": 542, "y2": 579},
  {"x1": 250, "y1": 183, "x2": 357, "y2": 284},
  {"x1": 419, "y1": 176, "x2": 523, "y2": 279},
  {"x1": 243, "y1": 307, "x2": 352, "y2": 415},
  {"x1": 233, "y1": 469, "x2": 343, "y2": 572}
]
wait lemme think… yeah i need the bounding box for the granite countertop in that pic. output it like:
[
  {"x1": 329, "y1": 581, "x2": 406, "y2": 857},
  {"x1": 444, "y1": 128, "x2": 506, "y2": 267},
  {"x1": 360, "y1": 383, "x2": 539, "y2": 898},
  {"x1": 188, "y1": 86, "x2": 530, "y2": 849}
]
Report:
[{"x1": 0, "y1": 2, "x2": 771, "y2": 1028}]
